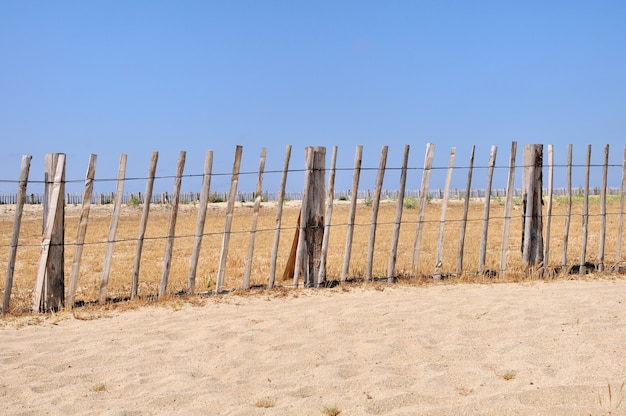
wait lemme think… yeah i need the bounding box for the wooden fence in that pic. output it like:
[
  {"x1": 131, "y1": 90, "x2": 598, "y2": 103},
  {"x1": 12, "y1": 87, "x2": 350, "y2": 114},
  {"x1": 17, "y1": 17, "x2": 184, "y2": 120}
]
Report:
[{"x1": 1, "y1": 142, "x2": 626, "y2": 313}]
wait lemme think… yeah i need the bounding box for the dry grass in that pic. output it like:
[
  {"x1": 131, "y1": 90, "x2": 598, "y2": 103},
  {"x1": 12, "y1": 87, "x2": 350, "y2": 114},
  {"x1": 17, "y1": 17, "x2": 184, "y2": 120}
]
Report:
[{"x1": 0, "y1": 196, "x2": 624, "y2": 318}]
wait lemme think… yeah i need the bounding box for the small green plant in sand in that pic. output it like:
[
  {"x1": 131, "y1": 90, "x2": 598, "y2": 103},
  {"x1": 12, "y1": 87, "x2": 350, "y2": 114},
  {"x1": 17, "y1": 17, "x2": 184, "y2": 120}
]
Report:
[
  {"x1": 322, "y1": 405, "x2": 341, "y2": 416},
  {"x1": 598, "y1": 381, "x2": 624, "y2": 414}
]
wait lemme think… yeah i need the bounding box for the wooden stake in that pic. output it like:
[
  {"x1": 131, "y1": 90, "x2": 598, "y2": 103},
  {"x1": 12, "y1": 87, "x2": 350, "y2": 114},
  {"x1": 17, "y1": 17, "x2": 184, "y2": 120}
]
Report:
[
  {"x1": 521, "y1": 145, "x2": 544, "y2": 268},
  {"x1": 434, "y1": 147, "x2": 455, "y2": 278},
  {"x1": 478, "y1": 145, "x2": 497, "y2": 274},
  {"x1": 187, "y1": 151, "x2": 213, "y2": 294},
  {"x1": 243, "y1": 148, "x2": 267, "y2": 289},
  {"x1": 616, "y1": 145, "x2": 626, "y2": 264},
  {"x1": 318, "y1": 146, "x2": 337, "y2": 287},
  {"x1": 387, "y1": 144, "x2": 410, "y2": 282},
  {"x1": 499, "y1": 142, "x2": 517, "y2": 277},
  {"x1": 158, "y1": 151, "x2": 186, "y2": 297},
  {"x1": 216, "y1": 145, "x2": 243, "y2": 293},
  {"x1": 268, "y1": 145, "x2": 292, "y2": 288},
  {"x1": 412, "y1": 143, "x2": 435, "y2": 276},
  {"x1": 561, "y1": 144, "x2": 573, "y2": 267},
  {"x1": 341, "y1": 145, "x2": 363, "y2": 282},
  {"x1": 131, "y1": 152, "x2": 158, "y2": 299},
  {"x1": 3, "y1": 155, "x2": 31, "y2": 314},
  {"x1": 543, "y1": 145, "x2": 554, "y2": 268},
  {"x1": 67, "y1": 154, "x2": 97, "y2": 308},
  {"x1": 33, "y1": 154, "x2": 65, "y2": 312},
  {"x1": 99, "y1": 154, "x2": 127, "y2": 303},
  {"x1": 457, "y1": 145, "x2": 475, "y2": 276},
  {"x1": 598, "y1": 144, "x2": 609, "y2": 272},
  {"x1": 366, "y1": 146, "x2": 388, "y2": 280},
  {"x1": 579, "y1": 145, "x2": 591, "y2": 274}
]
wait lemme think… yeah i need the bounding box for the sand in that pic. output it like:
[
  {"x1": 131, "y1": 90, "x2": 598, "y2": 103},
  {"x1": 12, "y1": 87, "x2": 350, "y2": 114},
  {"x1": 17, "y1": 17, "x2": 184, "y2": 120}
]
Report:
[{"x1": 2, "y1": 279, "x2": 626, "y2": 416}]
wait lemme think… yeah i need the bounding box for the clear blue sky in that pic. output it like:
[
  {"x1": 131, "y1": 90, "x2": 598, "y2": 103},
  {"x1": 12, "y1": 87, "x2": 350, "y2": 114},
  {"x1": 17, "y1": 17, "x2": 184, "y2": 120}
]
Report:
[{"x1": 1, "y1": 1, "x2": 625, "y2": 195}]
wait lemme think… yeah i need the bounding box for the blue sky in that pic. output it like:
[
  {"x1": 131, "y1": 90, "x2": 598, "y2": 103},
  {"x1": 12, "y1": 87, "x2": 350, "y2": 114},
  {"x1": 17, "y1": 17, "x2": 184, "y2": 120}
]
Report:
[{"x1": 1, "y1": 1, "x2": 625, "y2": 195}]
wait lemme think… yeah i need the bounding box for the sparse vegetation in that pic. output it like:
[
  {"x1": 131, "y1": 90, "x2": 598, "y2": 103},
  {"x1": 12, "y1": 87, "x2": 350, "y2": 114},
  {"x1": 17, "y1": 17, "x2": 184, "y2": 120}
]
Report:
[
  {"x1": 322, "y1": 405, "x2": 341, "y2": 416},
  {"x1": 92, "y1": 383, "x2": 106, "y2": 392},
  {"x1": 255, "y1": 398, "x2": 275, "y2": 408},
  {"x1": 598, "y1": 381, "x2": 625, "y2": 415},
  {"x1": 403, "y1": 196, "x2": 418, "y2": 209}
]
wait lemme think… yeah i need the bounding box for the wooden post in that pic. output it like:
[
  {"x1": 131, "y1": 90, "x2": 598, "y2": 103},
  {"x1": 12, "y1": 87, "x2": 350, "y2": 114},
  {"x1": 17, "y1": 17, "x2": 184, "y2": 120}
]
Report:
[
  {"x1": 44, "y1": 154, "x2": 66, "y2": 310},
  {"x1": 318, "y1": 146, "x2": 337, "y2": 287},
  {"x1": 295, "y1": 147, "x2": 326, "y2": 287},
  {"x1": 341, "y1": 145, "x2": 363, "y2": 282},
  {"x1": 387, "y1": 144, "x2": 410, "y2": 282},
  {"x1": 67, "y1": 154, "x2": 97, "y2": 308},
  {"x1": 478, "y1": 145, "x2": 497, "y2": 274},
  {"x1": 242, "y1": 148, "x2": 267, "y2": 289},
  {"x1": 131, "y1": 152, "x2": 158, "y2": 299},
  {"x1": 457, "y1": 145, "x2": 475, "y2": 276},
  {"x1": 187, "y1": 150, "x2": 213, "y2": 294},
  {"x1": 434, "y1": 147, "x2": 455, "y2": 278},
  {"x1": 365, "y1": 146, "x2": 388, "y2": 280},
  {"x1": 579, "y1": 145, "x2": 591, "y2": 274},
  {"x1": 159, "y1": 151, "x2": 186, "y2": 298},
  {"x1": 616, "y1": 145, "x2": 626, "y2": 264},
  {"x1": 561, "y1": 144, "x2": 573, "y2": 267},
  {"x1": 216, "y1": 145, "x2": 243, "y2": 293},
  {"x1": 499, "y1": 142, "x2": 517, "y2": 277},
  {"x1": 33, "y1": 154, "x2": 65, "y2": 312},
  {"x1": 521, "y1": 144, "x2": 544, "y2": 268},
  {"x1": 99, "y1": 153, "x2": 127, "y2": 303},
  {"x1": 412, "y1": 143, "x2": 435, "y2": 276},
  {"x1": 2, "y1": 155, "x2": 31, "y2": 314},
  {"x1": 543, "y1": 145, "x2": 554, "y2": 268},
  {"x1": 598, "y1": 144, "x2": 609, "y2": 272},
  {"x1": 268, "y1": 145, "x2": 292, "y2": 288}
]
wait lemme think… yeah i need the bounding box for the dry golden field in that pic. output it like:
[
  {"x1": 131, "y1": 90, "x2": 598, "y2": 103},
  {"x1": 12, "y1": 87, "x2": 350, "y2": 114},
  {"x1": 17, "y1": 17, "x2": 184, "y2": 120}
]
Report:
[{"x1": 0, "y1": 195, "x2": 624, "y2": 314}]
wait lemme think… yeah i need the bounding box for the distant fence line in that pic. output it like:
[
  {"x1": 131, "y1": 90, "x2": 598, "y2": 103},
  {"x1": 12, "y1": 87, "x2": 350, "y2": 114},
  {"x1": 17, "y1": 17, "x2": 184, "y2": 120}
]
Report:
[{"x1": 0, "y1": 186, "x2": 620, "y2": 205}]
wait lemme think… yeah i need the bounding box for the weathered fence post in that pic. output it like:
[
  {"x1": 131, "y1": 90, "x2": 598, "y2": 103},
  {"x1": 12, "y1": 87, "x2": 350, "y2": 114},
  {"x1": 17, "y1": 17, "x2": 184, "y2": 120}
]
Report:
[
  {"x1": 616, "y1": 145, "x2": 626, "y2": 264},
  {"x1": 67, "y1": 154, "x2": 97, "y2": 308},
  {"x1": 366, "y1": 145, "x2": 388, "y2": 281},
  {"x1": 187, "y1": 150, "x2": 213, "y2": 294},
  {"x1": 597, "y1": 144, "x2": 609, "y2": 272},
  {"x1": 561, "y1": 144, "x2": 573, "y2": 267},
  {"x1": 242, "y1": 148, "x2": 267, "y2": 289},
  {"x1": 412, "y1": 143, "x2": 435, "y2": 276},
  {"x1": 99, "y1": 154, "x2": 127, "y2": 303},
  {"x1": 33, "y1": 153, "x2": 66, "y2": 312},
  {"x1": 268, "y1": 145, "x2": 292, "y2": 289},
  {"x1": 159, "y1": 151, "x2": 186, "y2": 298},
  {"x1": 499, "y1": 141, "x2": 517, "y2": 277},
  {"x1": 216, "y1": 145, "x2": 243, "y2": 293},
  {"x1": 294, "y1": 146, "x2": 326, "y2": 287},
  {"x1": 478, "y1": 145, "x2": 497, "y2": 274},
  {"x1": 318, "y1": 146, "x2": 337, "y2": 287},
  {"x1": 3, "y1": 155, "x2": 32, "y2": 314},
  {"x1": 387, "y1": 144, "x2": 410, "y2": 283},
  {"x1": 579, "y1": 144, "x2": 591, "y2": 274},
  {"x1": 543, "y1": 145, "x2": 554, "y2": 269},
  {"x1": 131, "y1": 152, "x2": 158, "y2": 299},
  {"x1": 457, "y1": 145, "x2": 475, "y2": 276},
  {"x1": 433, "y1": 147, "x2": 455, "y2": 279},
  {"x1": 341, "y1": 145, "x2": 363, "y2": 282},
  {"x1": 521, "y1": 144, "x2": 544, "y2": 268}
]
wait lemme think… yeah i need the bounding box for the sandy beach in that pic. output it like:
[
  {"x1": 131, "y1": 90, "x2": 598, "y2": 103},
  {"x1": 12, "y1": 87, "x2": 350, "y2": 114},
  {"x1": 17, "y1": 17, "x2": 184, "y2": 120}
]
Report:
[{"x1": 2, "y1": 279, "x2": 626, "y2": 415}]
